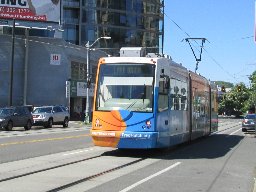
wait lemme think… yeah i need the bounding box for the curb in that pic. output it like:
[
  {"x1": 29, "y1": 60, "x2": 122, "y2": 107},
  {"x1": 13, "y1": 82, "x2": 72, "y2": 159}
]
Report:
[
  {"x1": 69, "y1": 121, "x2": 91, "y2": 128},
  {"x1": 253, "y1": 178, "x2": 256, "y2": 192}
]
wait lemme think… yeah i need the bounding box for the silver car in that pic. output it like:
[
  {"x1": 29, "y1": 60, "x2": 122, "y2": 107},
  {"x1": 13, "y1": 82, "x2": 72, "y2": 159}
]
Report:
[
  {"x1": 32, "y1": 106, "x2": 70, "y2": 128},
  {"x1": 242, "y1": 114, "x2": 256, "y2": 132}
]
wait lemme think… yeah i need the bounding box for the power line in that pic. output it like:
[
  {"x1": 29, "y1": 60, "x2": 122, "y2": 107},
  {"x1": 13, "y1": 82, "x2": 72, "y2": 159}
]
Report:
[{"x1": 164, "y1": 12, "x2": 239, "y2": 83}]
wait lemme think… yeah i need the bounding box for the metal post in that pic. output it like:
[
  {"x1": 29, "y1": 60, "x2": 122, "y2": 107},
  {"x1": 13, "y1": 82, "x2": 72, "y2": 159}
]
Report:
[
  {"x1": 8, "y1": 19, "x2": 15, "y2": 106},
  {"x1": 23, "y1": 28, "x2": 29, "y2": 105},
  {"x1": 83, "y1": 36, "x2": 111, "y2": 124},
  {"x1": 66, "y1": 80, "x2": 71, "y2": 115},
  {"x1": 84, "y1": 43, "x2": 90, "y2": 124}
]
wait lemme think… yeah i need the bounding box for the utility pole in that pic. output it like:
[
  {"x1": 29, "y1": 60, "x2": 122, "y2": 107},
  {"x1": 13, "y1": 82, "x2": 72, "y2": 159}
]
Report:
[
  {"x1": 23, "y1": 28, "x2": 29, "y2": 105},
  {"x1": 84, "y1": 36, "x2": 111, "y2": 124},
  {"x1": 8, "y1": 19, "x2": 15, "y2": 106}
]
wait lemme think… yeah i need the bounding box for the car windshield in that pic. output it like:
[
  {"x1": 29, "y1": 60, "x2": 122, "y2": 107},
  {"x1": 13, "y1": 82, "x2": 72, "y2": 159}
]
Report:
[
  {"x1": 0, "y1": 108, "x2": 14, "y2": 116},
  {"x1": 245, "y1": 114, "x2": 256, "y2": 119},
  {"x1": 33, "y1": 107, "x2": 52, "y2": 113}
]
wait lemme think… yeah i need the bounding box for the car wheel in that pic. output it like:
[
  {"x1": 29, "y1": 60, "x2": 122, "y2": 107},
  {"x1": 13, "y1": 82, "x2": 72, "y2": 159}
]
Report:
[
  {"x1": 46, "y1": 118, "x2": 53, "y2": 128},
  {"x1": 5, "y1": 121, "x2": 13, "y2": 131},
  {"x1": 63, "y1": 118, "x2": 69, "y2": 128},
  {"x1": 24, "y1": 120, "x2": 32, "y2": 130},
  {"x1": 242, "y1": 128, "x2": 247, "y2": 132}
]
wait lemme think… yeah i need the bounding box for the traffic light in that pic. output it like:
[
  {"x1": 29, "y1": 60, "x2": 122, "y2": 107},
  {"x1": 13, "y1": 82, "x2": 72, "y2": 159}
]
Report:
[
  {"x1": 221, "y1": 86, "x2": 226, "y2": 92},
  {"x1": 237, "y1": 85, "x2": 241, "y2": 92}
]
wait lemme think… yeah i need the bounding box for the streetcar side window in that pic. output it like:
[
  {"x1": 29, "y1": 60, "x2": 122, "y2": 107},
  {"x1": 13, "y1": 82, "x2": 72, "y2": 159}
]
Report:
[
  {"x1": 169, "y1": 78, "x2": 188, "y2": 111},
  {"x1": 158, "y1": 78, "x2": 169, "y2": 112}
]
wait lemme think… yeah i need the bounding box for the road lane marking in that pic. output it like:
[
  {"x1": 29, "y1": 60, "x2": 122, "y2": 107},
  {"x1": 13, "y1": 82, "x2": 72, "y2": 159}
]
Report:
[
  {"x1": 0, "y1": 134, "x2": 90, "y2": 147},
  {"x1": 63, "y1": 148, "x2": 94, "y2": 156},
  {"x1": 119, "y1": 162, "x2": 181, "y2": 192},
  {"x1": 226, "y1": 128, "x2": 242, "y2": 137},
  {"x1": 229, "y1": 128, "x2": 242, "y2": 135}
]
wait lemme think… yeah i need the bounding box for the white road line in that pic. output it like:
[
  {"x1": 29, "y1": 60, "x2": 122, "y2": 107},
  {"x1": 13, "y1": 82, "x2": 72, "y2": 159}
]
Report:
[
  {"x1": 119, "y1": 162, "x2": 181, "y2": 192},
  {"x1": 62, "y1": 148, "x2": 94, "y2": 156},
  {"x1": 228, "y1": 128, "x2": 242, "y2": 136}
]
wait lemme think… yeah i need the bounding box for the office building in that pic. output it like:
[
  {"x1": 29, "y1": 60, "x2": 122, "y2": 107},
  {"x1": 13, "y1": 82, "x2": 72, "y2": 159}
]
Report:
[
  {"x1": 63, "y1": 0, "x2": 164, "y2": 55},
  {"x1": 0, "y1": 0, "x2": 164, "y2": 120}
]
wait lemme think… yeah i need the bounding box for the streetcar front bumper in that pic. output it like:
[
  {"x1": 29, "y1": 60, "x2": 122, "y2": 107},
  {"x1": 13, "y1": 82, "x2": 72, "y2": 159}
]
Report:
[{"x1": 91, "y1": 130, "x2": 159, "y2": 149}]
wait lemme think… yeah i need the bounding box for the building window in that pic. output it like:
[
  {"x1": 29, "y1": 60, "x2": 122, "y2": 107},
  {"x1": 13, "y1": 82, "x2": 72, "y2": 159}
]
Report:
[{"x1": 71, "y1": 61, "x2": 86, "y2": 80}]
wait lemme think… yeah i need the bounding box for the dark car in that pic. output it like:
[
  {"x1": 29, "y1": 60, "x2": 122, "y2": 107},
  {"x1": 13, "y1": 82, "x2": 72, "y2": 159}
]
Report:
[
  {"x1": 242, "y1": 114, "x2": 256, "y2": 132},
  {"x1": 0, "y1": 106, "x2": 33, "y2": 131}
]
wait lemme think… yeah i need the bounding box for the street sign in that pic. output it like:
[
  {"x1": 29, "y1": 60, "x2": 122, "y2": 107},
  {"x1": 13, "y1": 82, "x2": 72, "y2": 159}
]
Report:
[
  {"x1": 66, "y1": 81, "x2": 70, "y2": 98},
  {"x1": 50, "y1": 54, "x2": 61, "y2": 65}
]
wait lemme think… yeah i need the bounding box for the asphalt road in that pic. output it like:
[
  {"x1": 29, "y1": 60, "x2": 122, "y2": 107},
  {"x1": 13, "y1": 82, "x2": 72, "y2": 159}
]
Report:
[
  {"x1": 0, "y1": 121, "x2": 92, "y2": 163},
  {"x1": 0, "y1": 118, "x2": 255, "y2": 192}
]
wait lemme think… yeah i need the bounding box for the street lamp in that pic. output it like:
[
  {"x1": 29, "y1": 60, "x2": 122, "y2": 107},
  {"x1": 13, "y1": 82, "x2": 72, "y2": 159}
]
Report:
[{"x1": 84, "y1": 36, "x2": 111, "y2": 124}]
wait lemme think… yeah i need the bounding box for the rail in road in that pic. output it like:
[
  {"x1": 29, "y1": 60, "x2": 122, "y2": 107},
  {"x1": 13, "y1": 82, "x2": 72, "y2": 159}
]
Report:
[
  {"x1": 0, "y1": 147, "x2": 160, "y2": 192},
  {"x1": 0, "y1": 119, "x2": 255, "y2": 192}
]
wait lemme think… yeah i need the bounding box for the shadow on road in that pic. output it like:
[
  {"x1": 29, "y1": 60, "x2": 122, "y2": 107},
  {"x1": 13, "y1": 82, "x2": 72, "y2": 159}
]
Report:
[{"x1": 101, "y1": 134, "x2": 245, "y2": 161}]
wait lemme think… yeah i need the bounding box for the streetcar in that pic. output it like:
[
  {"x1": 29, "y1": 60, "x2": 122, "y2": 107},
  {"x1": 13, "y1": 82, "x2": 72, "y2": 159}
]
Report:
[{"x1": 90, "y1": 48, "x2": 218, "y2": 149}]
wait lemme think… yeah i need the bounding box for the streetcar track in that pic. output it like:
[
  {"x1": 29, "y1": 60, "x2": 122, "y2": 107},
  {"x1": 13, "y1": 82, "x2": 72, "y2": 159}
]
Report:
[
  {"x1": 0, "y1": 152, "x2": 148, "y2": 192},
  {"x1": 0, "y1": 121, "x2": 242, "y2": 191},
  {"x1": 0, "y1": 155, "x2": 101, "y2": 183},
  {"x1": 46, "y1": 157, "x2": 146, "y2": 192}
]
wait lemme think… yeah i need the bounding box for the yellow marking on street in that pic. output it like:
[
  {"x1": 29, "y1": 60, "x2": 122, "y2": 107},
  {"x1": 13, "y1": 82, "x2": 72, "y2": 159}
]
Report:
[{"x1": 0, "y1": 134, "x2": 91, "y2": 147}]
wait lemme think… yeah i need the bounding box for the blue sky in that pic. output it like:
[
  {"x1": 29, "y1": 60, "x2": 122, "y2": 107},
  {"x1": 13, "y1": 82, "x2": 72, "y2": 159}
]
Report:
[{"x1": 163, "y1": 0, "x2": 256, "y2": 86}]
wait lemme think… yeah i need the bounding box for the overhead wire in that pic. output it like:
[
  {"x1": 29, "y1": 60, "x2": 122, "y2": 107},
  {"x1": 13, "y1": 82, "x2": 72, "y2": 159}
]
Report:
[{"x1": 164, "y1": 12, "x2": 240, "y2": 83}]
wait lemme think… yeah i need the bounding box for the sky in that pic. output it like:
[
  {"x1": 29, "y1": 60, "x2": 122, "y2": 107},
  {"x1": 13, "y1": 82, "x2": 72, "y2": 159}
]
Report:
[{"x1": 163, "y1": 0, "x2": 256, "y2": 87}]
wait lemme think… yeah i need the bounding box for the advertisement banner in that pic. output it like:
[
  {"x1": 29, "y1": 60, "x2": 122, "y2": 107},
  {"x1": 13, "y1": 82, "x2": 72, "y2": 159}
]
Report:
[{"x1": 0, "y1": 0, "x2": 60, "y2": 23}]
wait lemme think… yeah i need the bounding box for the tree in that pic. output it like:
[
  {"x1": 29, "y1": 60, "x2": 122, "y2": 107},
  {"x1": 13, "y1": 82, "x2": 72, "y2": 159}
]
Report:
[
  {"x1": 218, "y1": 83, "x2": 249, "y2": 117},
  {"x1": 245, "y1": 71, "x2": 256, "y2": 113}
]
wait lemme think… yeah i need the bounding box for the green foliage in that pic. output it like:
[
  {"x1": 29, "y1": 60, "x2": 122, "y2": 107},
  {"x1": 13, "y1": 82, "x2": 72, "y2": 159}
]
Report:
[
  {"x1": 244, "y1": 71, "x2": 256, "y2": 113},
  {"x1": 218, "y1": 71, "x2": 256, "y2": 116},
  {"x1": 215, "y1": 81, "x2": 234, "y2": 88},
  {"x1": 218, "y1": 83, "x2": 250, "y2": 116}
]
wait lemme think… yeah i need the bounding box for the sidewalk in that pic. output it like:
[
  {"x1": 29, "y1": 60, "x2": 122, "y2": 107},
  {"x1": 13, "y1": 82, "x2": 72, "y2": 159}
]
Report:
[{"x1": 69, "y1": 121, "x2": 91, "y2": 129}]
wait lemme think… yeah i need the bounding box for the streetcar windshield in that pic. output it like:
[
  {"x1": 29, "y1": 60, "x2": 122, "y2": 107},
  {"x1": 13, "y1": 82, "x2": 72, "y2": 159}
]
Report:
[{"x1": 96, "y1": 64, "x2": 155, "y2": 112}]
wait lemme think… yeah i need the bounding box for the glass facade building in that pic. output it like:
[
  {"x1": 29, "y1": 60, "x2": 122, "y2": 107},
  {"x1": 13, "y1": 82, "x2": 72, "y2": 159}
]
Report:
[{"x1": 62, "y1": 0, "x2": 164, "y2": 55}]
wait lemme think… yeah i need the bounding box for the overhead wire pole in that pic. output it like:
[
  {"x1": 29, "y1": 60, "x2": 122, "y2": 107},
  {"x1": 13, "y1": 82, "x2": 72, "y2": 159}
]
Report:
[{"x1": 161, "y1": 0, "x2": 164, "y2": 55}]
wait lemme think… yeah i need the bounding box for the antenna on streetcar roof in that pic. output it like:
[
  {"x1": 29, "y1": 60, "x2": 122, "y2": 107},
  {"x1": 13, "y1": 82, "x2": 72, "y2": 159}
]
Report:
[{"x1": 183, "y1": 38, "x2": 209, "y2": 73}]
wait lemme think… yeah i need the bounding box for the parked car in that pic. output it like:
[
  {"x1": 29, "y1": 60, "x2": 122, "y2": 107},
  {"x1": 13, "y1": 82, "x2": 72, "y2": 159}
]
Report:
[
  {"x1": 242, "y1": 114, "x2": 256, "y2": 132},
  {"x1": 32, "y1": 105, "x2": 70, "y2": 128},
  {"x1": 0, "y1": 106, "x2": 33, "y2": 131}
]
